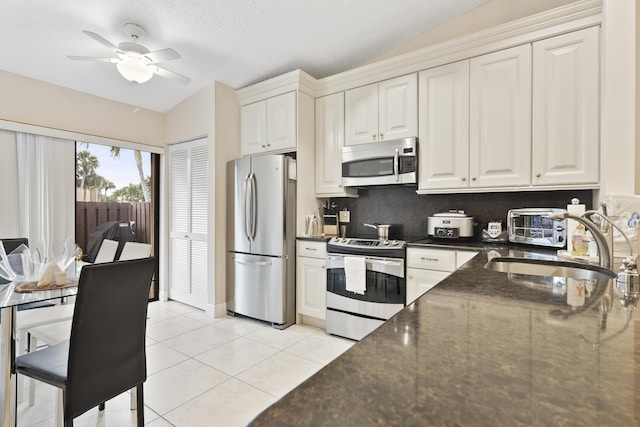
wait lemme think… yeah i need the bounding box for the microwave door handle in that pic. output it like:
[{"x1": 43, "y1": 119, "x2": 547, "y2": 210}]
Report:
[{"x1": 394, "y1": 149, "x2": 399, "y2": 182}]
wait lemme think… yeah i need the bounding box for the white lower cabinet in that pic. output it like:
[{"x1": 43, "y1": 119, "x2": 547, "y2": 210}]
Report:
[
  {"x1": 296, "y1": 241, "x2": 327, "y2": 321},
  {"x1": 406, "y1": 247, "x2": 477, "y2": 304}
]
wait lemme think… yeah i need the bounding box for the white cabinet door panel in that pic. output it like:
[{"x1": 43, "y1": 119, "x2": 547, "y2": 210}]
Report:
[
  {"x1": 470, "y1": 44, "x2": 532, "y2": 188},
  {"x1": 378, "y1": 74, "x2": 418, "y2": 141},
  {"x1": 267, "y1": 91, "x2": 297, "y2": 153},
  {"x1": 345, "y1": 84, "x2": 378, "y2": 146},
  {"x1": 532, "y1": 27, "x2": 599, "y2": 185},
  {"x1": 240, "y1": 101, "x2": 267, "y2": 156},
  {"x1": 406, "y1": 268, "x2": 451, "y2": 305},
  {"x1": 296, "y1": 256, "x2": 327, "y2": 320},
  {"x1": 418, "y1": 61, "x2": 470, "y2": 190}
]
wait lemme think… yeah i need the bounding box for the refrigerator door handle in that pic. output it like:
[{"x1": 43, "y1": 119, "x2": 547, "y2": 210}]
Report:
[
  {"x1": 233, "y1": 257, "x2": 272, "y2": 267},
  {"x1": 250, "y1": 172, "x2": 257, "y2": 240},
  {"x1": 243, "y1": 173, "x2": 252, "y2": 241}
]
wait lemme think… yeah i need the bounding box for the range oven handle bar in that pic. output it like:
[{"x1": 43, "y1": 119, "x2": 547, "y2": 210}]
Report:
[{"x1": 326, "y1": 255, "x2": 404, "y2": 268}]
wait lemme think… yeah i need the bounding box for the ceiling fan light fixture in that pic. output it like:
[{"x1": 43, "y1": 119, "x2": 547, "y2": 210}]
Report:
[{"x1": 116, "y1": 58, "x2": 154, "y2": 83}]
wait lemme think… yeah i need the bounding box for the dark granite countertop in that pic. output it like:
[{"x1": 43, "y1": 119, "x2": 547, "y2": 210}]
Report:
[{"x1": 251, "y1": 247, "x2": 639, "y2": 426}]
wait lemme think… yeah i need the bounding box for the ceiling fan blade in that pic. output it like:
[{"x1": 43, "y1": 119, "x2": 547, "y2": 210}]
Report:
[
  {"x1": 145, "y1": 48, "x2": 180, "y2": 63},
  {"x1": 82, "y1": 30, "x2": 120, "y2": 52},
  {"x1": 154, "y1": 66, "x2": 191, "y2": 85},
  {"x1": 67, "y1": 55, "x2": 118, "y2": 63}
]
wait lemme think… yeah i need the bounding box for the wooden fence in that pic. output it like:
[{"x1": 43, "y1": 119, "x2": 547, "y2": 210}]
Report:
[{"x1": 75, "y1": 202, "x2": 152, "y2": 253}]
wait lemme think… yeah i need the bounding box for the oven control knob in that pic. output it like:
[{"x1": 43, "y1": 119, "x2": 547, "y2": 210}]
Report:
[{"x1": 391, "y1": 240, "x2": 398, "y2": 246}]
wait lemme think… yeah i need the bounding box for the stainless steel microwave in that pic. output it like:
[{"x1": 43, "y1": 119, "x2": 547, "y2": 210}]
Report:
[
  {"x1": 341, "y1": 137, "x2": 417, "y2": 187},
  {"x1": 507, "y1": 208, "x2": 567, "y2": 248}
]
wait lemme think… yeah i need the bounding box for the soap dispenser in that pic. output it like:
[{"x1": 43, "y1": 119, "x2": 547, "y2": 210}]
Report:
[{"x1": 571, "y1": 223, "x2": 587, "y2": 256}]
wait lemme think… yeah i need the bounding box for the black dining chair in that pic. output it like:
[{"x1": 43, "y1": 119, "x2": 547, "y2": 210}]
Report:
[{"x1": 15, "y1": 257, "x2": 157, "y2": 426}]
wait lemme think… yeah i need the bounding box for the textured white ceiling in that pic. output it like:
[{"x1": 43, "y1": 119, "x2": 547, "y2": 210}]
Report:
[{"x1": 1, "y1": 0, "x2": 487, "y2": 112}]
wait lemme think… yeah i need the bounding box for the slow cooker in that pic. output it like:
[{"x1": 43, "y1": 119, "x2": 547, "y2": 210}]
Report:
[{"x1": 427, "y1": 210, "x2": 475, "y2": 239}]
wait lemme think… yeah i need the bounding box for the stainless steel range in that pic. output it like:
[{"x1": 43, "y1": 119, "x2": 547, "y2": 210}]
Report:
[{"x1": 326, "y1": 237, "x2": 406, "y2": 341}]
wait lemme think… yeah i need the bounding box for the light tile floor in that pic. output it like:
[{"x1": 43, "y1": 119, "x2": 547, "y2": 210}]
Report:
[{"x1": 17, "y1": 300, "x2": 354, "y2": 426}]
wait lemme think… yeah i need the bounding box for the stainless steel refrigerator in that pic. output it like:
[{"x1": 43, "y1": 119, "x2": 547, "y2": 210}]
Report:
[{"x1": 226, "y1": 154, "x2": 296, "y2": 329}]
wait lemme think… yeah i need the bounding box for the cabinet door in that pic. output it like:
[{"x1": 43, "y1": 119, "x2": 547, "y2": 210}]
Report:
[
  {"x1": 532, "y1": 27, "x2": 599, "y2": 185},
  {"x1": 378, "y1": 74, "x2": 418, "y2": 141},
  {"x1": 418, "y1": 61, "x2": 470, "y2": 190},
  {"x1": 267, "y1": 91, "x2": 297, "y2": 153},
  {"x1": 406, "y1": 268, "x2": 451, "y2": 305},
  {"x1": 296, "y1": 256, "x2": 327, "y2": 320},
  {"x1": 345, "y1": 83, "x2": 378, "y2": 146},
  {"x1": 316, "y1": 93, "x2": 348, "y2": 195},
  {"x1": 470, "y1": 44, "x2": 532, "y2": 188},
  {"x1": 240, "y1": 100, "x2": 267, "y2": 156}
]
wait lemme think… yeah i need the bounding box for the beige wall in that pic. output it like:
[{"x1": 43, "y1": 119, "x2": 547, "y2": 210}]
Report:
[
  {"x1": 164, "y1": 81, "x2": 239, "y2": 314},
  {"x1": 0, "y1": 69, "x2": 164, "y2": 147},
  {"x1": 370, "y1": 0, "x2": 578, "y2": 63},
  {"x1": 213, "y1": 82, "x2": 240, "y2": 313}
]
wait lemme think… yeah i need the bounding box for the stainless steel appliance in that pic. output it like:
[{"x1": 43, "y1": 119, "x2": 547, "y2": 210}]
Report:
[
  {"x1": 326, "y1": 237, "x2": 406, "y2": 341},
  {"x1": 341, "y1": 137, "x2": 417, "y2": 187},
  {"x1": 507, "y1": 208, "x2": 567, "y2": 248},
  {"x1": 427, "y1": 210, "x2": 474, "y2": 239},
  {"x1": 226, "y1": 155, "x2": 296, "y2": 329}
]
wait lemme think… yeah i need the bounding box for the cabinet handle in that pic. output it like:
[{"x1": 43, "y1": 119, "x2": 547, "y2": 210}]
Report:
[
  {"x1": 307, "y1": 248, "x2": 317, "y2": 251},
  {"x1": 261, "y1": 145, "x2": 266, "y2": 148},
  {"x1": 461, "y1": 177, "x2": 466, "y2": 182},
  {"x1": 267, "y1": 143, "x2": 271, "y2": 147},
  {"x1": 471, "y1": 177, "x2": 476, "y2": 181},
  {"x1": 321, "y1": 266, "x2": 325, "y2": 269},
  {"x1": 421, "y1": 257, "x2": 439, "y2": 262},
  {"x1": 380, "y1": 133, "x2": 384, "y2": 140},
  {"x1": 536, "y1": 173, "x2": 541, "y2": 178},
  {"x1": 372, "y1": 134, "x2": 377, "y2": 141}
]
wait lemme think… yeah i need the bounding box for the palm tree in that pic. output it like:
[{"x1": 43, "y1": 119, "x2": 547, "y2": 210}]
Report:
[
  {"x1": 110, "y1": 147, "x2": 150, "y2": 202},
  {"x1": 100, "y1": 179, "x2": 116, "y2": 200},
  {"x1": 76, "y1": 150, "x2": 99, "y2": 201}
]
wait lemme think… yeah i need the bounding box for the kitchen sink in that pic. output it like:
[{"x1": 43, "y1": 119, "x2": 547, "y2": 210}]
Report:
[{"x1": 485, "y1": 257, "x2": 617, "y2": 281}]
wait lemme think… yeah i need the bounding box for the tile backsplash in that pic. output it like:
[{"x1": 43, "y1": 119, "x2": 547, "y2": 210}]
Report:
[{"x1": 330, "y1": 186, "x2": 593, "y2": 241}]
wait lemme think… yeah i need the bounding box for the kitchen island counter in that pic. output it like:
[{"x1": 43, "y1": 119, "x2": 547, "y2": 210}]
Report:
[{"x1": 250, "y1": 248, "x2": 638, "y2": 426}]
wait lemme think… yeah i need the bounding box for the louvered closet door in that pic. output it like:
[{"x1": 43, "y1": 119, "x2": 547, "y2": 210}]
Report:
[{"x1": 169, "y1": 138, "x2": 209, "y2": 309}]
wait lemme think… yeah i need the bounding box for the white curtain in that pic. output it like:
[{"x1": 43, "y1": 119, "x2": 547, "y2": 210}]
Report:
[{"x1": 16, "y1": 133, "x2": 75, "y2": 250}]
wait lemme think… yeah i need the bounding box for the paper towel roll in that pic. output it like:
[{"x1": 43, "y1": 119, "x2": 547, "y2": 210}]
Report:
[{"x1": 567, "y1": 198, "x2": 585, "y2": 252}]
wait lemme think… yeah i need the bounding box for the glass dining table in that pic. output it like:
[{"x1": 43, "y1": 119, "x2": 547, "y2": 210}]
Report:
[{"x1": 0, "y1": 278, "x2": 79, "y2": 426}]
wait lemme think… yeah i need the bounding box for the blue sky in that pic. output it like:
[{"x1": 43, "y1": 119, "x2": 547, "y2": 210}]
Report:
[{"x1": 79, "y1": 142, "x2": 151, "y2": 194}]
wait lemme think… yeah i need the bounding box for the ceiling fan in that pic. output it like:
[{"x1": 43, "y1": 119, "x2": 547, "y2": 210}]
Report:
[{"x1": 68, "y1": 23, "x2": 191, "y2": 85}]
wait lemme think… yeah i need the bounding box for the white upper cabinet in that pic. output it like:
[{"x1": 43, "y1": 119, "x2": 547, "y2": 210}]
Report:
[
  {"x1": 469, "y1": 44, "x2": 532, "y2": 188},
  {"x1": 345, "y1": 83, "x2": 378, "y2": 146},
  {"x1": 345, "y1": 74, "x2": 417, "y2": 146},
  {"x1": 532, "y1": 27, "x2": 600, "y2": 186},
  {"x1": 241, "y1": 91, "x2": 296, "y2": 156},
  {"x1": 240, "y1": 101, "x2": 267, "y2": 156},
  {"x1": 418, "y1": 60, "x2": 470, "y2": 190},
  {"x1": 267, "y1": 91, "x2": 297, "y2": 153},
  {"x1": 315, "y1": 93, "x2": 358, "y2": 197},
  {"x1": 378, "y1": 75, "x2": 418, "y2": 141}
]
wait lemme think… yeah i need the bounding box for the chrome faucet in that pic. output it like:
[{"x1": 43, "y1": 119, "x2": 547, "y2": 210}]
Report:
[
  {"x1": 551, "y1": 208, "x2": 640, "y2": 301},
  {"x1": 550, "y1": 211, "x2": 614, "y2": 270}
]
